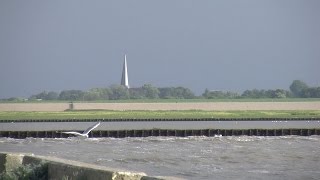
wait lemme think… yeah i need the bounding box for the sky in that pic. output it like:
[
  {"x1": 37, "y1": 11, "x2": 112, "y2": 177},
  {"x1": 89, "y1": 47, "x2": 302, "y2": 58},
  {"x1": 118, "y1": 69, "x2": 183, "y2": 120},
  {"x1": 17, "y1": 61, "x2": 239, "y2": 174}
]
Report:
[{"x1": 0, "y1": 0, "x2": 319, "y2": 98}]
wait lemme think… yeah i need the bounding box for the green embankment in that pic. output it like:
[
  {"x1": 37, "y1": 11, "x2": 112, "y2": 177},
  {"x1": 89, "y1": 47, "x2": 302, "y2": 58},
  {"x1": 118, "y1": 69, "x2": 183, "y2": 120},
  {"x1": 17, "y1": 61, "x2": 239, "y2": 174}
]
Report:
[{"x1": 0, "y1": 110, "x2": 320, "y2": 120}]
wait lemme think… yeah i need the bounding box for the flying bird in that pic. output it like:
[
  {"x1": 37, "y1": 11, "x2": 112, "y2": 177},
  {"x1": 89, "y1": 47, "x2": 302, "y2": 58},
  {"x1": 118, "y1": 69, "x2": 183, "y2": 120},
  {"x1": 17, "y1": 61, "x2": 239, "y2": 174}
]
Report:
[{"x1": 62, "y1": 122, "x2": 101, "y2": 138}]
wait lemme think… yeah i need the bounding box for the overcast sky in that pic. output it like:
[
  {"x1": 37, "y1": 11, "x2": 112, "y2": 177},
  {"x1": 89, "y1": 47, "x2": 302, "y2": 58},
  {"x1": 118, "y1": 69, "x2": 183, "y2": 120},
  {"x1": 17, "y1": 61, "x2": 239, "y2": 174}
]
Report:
[{"x1": 0, "y1": 0, "x2": 319, "y2": 98}]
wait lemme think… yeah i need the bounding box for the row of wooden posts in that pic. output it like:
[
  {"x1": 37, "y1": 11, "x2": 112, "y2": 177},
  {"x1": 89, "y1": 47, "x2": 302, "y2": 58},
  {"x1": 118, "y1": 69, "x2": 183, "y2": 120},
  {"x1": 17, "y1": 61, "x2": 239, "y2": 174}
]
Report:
[
  {"x1": 1, "y1": 118, "x2": 320, "y2": 123},
  {"x1": 0, "y1": 129, "x2": 319, "y2": 138}
]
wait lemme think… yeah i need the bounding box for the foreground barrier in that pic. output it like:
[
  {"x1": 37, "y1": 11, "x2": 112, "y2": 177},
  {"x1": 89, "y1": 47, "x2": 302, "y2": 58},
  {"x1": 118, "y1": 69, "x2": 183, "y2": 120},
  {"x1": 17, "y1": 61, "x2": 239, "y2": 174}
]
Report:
[
  {"x1": 0, "y1": 152, "x2": 170, "y2": 180},
  {"x1": 0, "y1": 117, "x2": 319, "y2": 123},
  {"x1": 0, "y1": 129, "x2": 319, "y2": 138}
]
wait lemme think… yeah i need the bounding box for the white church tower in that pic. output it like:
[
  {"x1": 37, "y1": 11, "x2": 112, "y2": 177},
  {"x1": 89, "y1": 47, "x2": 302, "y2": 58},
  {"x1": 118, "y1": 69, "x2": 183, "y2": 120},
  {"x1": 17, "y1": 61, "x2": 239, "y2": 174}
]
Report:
[{"x1": 121, "y1": 54, "x2": 130, "y2": 88}]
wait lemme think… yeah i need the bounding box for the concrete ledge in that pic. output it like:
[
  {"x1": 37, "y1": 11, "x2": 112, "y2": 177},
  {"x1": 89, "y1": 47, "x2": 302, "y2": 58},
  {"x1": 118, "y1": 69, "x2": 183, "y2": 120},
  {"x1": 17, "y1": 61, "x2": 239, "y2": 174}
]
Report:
[
  {"x1": 0, "y1": 152, "x2": 24, "y2": 173},
  {"x1": 0, "y1": 152, "x2": 179, "y2": 180}
]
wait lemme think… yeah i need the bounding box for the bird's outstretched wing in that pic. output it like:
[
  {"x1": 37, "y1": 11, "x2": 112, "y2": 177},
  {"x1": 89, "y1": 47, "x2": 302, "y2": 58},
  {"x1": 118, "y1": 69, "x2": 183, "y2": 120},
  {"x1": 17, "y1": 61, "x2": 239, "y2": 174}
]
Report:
[
  {"x1": 62, "y1": 131, "x2": 83, "y2": 136},
  {"x1": 83, "y1": 122, "x2": 101, "y2": 135}
]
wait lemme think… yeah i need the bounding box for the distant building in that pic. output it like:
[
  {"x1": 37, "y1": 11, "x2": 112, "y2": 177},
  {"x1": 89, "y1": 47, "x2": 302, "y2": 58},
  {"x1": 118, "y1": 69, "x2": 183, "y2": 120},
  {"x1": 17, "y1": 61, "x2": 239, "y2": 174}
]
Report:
[{"x1": 121, "y1": 54, "x2": 130, "y2": 88}]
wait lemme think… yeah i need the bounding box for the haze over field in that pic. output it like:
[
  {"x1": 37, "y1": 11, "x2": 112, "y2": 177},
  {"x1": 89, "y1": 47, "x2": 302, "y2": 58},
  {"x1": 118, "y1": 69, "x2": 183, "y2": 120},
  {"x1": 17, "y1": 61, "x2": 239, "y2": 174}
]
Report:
[{"x1": 0, "y1": 0, "x2": 319, "y2": 98}]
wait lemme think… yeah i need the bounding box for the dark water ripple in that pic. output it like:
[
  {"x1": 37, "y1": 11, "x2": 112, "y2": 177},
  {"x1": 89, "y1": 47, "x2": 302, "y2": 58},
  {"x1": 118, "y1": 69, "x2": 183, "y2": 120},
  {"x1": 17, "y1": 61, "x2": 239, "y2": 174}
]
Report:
[{"x1": 1, "y1": 136, "x2": 320, "y2": 180}]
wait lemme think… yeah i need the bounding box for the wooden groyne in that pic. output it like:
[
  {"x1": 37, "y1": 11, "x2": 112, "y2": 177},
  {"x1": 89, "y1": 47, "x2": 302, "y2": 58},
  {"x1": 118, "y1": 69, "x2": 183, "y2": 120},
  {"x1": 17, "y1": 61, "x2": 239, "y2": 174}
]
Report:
[
  {"x1": 1, "y1": 129, "x2": 319, "y2": 138},
  {"x1": 1, "y1": 117, "x2": 320, "y2": 123}
]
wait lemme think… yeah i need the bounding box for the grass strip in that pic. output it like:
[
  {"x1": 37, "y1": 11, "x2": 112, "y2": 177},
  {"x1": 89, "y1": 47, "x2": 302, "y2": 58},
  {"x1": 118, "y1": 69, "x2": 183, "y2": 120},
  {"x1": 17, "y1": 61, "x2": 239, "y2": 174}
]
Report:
[{"x1": 0, "y1": 110, "x2": 320, "y2": 120}]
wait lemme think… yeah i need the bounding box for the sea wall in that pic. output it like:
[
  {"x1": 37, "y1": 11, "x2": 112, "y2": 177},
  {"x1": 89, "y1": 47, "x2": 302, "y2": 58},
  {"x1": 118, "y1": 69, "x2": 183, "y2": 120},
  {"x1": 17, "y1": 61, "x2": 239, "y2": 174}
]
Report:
[
  {"x1": 0, "y1": 117, "x2": 319, "y2": 123},
  {"x1": 0, "y1": 152, "x2": 173, "y2": 180},
  {"x1": 0, "y1": 128, "x2": 319, "y2": 138}
]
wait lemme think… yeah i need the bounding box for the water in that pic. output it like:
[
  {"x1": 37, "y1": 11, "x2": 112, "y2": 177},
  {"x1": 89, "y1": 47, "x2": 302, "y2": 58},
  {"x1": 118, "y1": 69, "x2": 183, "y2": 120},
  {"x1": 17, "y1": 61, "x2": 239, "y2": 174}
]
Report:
[
  {"x1": 1, "y1": 121, "x2": 320, "y2": 131},
  {"x1": 1, "y1": 136, "x2": 319, "y2": 179}
]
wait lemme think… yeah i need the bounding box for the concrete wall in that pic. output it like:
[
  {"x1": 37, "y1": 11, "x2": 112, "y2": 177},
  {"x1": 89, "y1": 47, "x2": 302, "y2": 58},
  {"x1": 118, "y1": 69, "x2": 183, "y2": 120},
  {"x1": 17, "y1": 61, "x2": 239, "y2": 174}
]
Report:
[
  {"x1": 0, "y1": 152, "x2": 179, "y2": 180},
  {"x1": 0, "y1": 153, "x2": 24, "y2": 174}
]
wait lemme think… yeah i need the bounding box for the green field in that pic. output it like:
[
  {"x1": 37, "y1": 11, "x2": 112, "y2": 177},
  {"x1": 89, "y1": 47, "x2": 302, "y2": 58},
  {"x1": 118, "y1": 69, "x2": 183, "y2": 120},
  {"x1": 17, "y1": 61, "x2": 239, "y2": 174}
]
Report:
[{"x1": 1, "y1": 110, "x2": 320, "y2": 120}]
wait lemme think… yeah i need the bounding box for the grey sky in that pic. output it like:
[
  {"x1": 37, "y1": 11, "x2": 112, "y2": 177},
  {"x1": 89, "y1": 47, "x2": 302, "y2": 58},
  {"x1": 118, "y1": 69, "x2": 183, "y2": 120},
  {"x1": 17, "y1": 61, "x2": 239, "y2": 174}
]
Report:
[{"x1": 0, "y1": 0, "x2": 319, "y2": 98}]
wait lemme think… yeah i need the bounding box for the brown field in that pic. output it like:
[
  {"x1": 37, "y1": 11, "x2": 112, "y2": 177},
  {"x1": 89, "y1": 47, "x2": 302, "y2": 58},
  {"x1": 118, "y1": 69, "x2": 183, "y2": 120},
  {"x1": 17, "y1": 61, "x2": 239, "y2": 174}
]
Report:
[{"x1": 0, "y1": 102, "x2": 320, "y2": 111}]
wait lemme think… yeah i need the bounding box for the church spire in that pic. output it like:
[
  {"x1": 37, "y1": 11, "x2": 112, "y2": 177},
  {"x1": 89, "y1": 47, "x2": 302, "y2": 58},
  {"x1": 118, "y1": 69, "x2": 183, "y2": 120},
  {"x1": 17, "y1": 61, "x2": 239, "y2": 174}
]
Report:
[{"x1": 121, "y1": 54, "x2": 130, "y2": 88}]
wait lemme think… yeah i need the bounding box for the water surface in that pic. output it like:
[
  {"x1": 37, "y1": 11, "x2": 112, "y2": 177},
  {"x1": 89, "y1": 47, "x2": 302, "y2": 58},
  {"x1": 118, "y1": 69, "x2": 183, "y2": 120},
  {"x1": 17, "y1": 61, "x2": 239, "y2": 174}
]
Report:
[
  {"x1": 1, "y1": 121, "x2": 320, "y2": 131},
  {"x1": 1, "y1": 136, "x2": 319, "y2": 179}
]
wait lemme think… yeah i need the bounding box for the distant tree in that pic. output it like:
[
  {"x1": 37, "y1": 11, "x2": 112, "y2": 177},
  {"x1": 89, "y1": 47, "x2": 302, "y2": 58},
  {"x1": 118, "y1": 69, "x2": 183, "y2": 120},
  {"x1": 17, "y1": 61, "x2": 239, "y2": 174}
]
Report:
[
  {"x1": 129, "y1": 88, "x2": 145, "y2": 99},
  {"x1": 290, "y1": 80, "x2": 309, "y2": 97},
  {"x1": 30, "y1": 91, "x2": 58, "y2": 100},
  {"x1": 273, "y1": 89, "x2": 287, "y2": 98},
  {"x1": 30, "y1": 91, "x2": 47, "y2": 100},
  {"x1": 241, "y1": 89, "x2": 289, "y2": 98},
  {"x1": 301, "y1": 87, "x2": 320, "y2": 98},
  {"x1": 174, "y1": 87, "x2": 195, "y2": 99},
  {"x1": 99, "y1": 88, "x2": 112, "y2": 100},
  {"x1": 202, "y1": 88, "x2": 210, "y2": 98},
  {"x1": 158, "y1": 87, "x2": 175, "y2": 99},
  {"x1": 142, "y1": 84, "x2": 159, "y2": 99},
  {"x1": 265, "y1": 90, "x2": 274, "y2": 98},
  {"x1": 203, "y1": 89, "x2": 240, "y2": 99},
  {"x1": 109, "y1": 85, "x2": 129, "y2": 100},
  {"x1": 82, "y1": 88, "x2": 112, "y2": 101},
  {"x1": 46, "y1": 91, "x2": 59, "y2": 100},
  {"x1": 225, "y1": 91, "x2": 240, "y2": 98},
  {"x1": 83, "y1": 90, "x2": 100, "y2": 101},
  {"x1": 312, "y1": 87, "x2": 320, "y2": 98},
  {"x1": 159, "y1": 87, "x2": 195, "y2": 99},
  {"x1": 59, "y1": 90, "x2": 84, "y2": 101},
  {"x1": 241, "y1": 89, "x2": 264, "y2": 98}
]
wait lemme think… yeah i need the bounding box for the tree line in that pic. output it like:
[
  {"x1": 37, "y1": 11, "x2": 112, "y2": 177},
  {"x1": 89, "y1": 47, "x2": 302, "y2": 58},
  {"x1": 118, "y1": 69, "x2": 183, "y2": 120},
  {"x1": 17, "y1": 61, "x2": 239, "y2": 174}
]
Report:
[
  {"x1": 289, "y1": 80, "x2": 320, "y2": 98},
  {"x1": 203, "y1": 80, "x2": 320, "y2": 99},
  {"x1": 203, "y1": 89, "x2": 290, "y2": 99},
  {"x1": 27, "y1": 84, "x2": 196, "y2": 101},
  {"x1": 1, "y1": 80, "x2": 320, "y2": 102}
]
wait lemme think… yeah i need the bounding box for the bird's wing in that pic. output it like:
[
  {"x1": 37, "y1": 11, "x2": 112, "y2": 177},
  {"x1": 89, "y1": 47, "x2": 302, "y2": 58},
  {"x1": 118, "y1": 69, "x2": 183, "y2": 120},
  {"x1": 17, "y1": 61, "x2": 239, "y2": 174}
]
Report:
[
  {"x1": 62, "y1": 131, "x2": 83, "y2": 136},
  {"x1": 83, "y1": 122, "x2": 101, "y2": 135}
]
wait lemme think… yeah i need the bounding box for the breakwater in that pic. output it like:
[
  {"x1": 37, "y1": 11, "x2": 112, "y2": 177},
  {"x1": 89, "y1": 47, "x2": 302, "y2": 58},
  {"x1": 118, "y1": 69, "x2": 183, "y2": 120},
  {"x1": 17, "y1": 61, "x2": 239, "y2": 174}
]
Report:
[
  {"x1": 0, "y1": 152, "x2": 166, "y2": 180},
  {"x1": 1, "y1": 117, "x2": 319, "y2": 123},
  {"x1": 1, "y1": 128, "x2": 319, "y2": 138}
]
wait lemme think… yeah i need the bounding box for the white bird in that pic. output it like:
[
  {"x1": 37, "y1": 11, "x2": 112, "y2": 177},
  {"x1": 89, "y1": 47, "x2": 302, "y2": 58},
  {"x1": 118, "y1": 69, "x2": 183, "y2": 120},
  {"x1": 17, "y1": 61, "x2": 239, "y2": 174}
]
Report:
[{"x1": 62, "y1": 122, "x2": 101, "y2": 138}]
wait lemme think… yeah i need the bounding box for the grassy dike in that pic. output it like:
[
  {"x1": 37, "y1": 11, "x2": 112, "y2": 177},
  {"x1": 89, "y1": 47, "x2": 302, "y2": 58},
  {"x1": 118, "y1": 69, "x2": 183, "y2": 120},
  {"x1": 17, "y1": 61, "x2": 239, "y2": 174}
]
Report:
[{"x1": 1, "y1": 110, "x2": 320, "y2": 120}]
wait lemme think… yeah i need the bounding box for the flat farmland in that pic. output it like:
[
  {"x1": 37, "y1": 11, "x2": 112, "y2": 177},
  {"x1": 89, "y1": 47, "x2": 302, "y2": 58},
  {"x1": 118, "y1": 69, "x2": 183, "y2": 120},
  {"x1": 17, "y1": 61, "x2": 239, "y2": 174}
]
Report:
[
  {"x1": 1, "y1": 102, "x2": 320, "y2": 120},
  {"x1": 1, "y1": 102, "x2": 320, "y2": 111}
]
